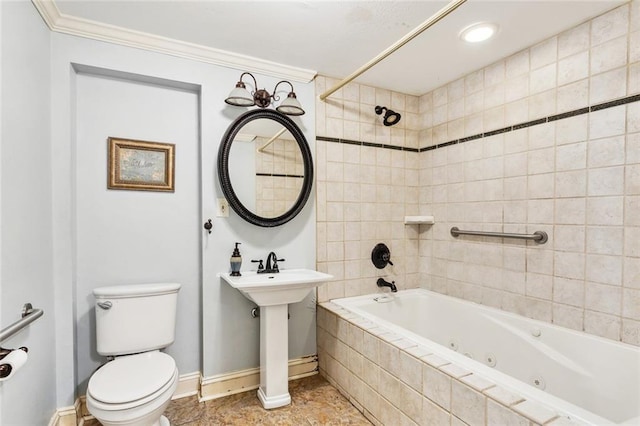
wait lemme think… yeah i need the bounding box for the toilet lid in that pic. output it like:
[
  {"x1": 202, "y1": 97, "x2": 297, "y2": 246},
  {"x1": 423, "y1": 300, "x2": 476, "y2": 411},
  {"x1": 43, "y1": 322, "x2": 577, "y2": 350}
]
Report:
[{"x1": 88, "y1": 352, "x2": 176, "y2": 404}]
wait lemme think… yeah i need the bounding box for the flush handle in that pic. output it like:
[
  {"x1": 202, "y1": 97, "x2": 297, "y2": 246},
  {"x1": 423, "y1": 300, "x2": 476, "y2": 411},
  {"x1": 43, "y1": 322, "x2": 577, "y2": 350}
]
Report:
[{"x1": 97, "y1": 301, "x2": 112, "y2": 310}]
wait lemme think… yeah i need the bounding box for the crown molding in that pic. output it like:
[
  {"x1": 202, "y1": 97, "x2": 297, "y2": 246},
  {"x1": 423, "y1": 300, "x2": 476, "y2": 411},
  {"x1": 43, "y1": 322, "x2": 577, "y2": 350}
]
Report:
[{"x1": 31, "y1": 0, "x2": 317, "y2": 83}]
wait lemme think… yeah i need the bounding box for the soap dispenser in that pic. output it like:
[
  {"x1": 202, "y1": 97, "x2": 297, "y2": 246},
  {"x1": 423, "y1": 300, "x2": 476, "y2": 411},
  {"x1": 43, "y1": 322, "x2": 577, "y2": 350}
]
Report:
[{"x1": 230, "y1": 242, "x2": 242, "y2": 276}]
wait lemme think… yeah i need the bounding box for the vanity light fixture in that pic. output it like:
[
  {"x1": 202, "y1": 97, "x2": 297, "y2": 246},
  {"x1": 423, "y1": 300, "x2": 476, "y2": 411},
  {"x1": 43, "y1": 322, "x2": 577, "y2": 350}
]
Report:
[
  {"x1": 224, "y1": 72, "x2": 305, "y2": 116},
  {"x1": 459, "y1": 22, "x2": 498, "y2": 43}
]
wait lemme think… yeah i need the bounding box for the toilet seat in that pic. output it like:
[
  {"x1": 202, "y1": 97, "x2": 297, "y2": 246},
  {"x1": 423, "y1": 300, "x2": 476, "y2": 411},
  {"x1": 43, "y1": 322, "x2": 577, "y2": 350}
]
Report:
[{"x1": 88, "y1": 352, "x2": 177, "y2": 410}]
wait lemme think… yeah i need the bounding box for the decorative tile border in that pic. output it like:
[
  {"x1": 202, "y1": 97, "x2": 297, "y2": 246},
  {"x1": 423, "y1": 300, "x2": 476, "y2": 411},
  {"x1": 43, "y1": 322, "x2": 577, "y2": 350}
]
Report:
[
  {"x1": 317, "y1": 93, "x2": 640, "y2": 153},
  {"x1": 315, "y1": 136, "x2": 420, "y2": 153},
  {"x1": 256, "y1": 172, "x2": 304, "y2": 179}
]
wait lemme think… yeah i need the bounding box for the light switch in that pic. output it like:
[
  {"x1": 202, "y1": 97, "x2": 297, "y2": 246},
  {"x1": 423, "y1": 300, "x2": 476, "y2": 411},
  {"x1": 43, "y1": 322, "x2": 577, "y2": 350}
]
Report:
[{"x1": 217, "y1": 198, "x2": 229, "y2": 217}]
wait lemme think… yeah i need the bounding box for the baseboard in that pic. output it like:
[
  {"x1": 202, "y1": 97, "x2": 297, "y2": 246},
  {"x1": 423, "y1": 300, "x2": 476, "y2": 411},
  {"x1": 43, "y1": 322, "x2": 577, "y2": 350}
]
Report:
[
  {"x1": 172, "y1": 371, "x2": 200, "y2": 399},
  {"x1": 47, "y1": 404, "x2": 77, "y2": 426},
  {"x1": 199, "y1": 355, "x2": 318, "y2": 402},
  {"x1": 51, "y1": 370, "x2": 202, "y2": 425}
]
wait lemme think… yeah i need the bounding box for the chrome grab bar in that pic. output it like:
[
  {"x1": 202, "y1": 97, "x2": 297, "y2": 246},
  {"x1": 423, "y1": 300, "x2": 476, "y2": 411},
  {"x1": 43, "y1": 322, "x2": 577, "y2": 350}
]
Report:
[
  {"x1": 0, "y1": 303, "x2": 44, "y2": 344},
  {"x1": 450, "y1": 227, "x2": 548, "y2": 244}
]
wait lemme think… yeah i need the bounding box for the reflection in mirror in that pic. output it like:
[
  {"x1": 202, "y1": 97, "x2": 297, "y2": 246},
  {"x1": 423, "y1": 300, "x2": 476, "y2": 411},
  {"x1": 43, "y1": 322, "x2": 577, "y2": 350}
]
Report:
[
  {"x1": 228, "y1": 133, "x2": 257, "y2": 212},
  {"x1": 229, "y1": 126, "x2": 303, "y2": 218},
  {"x1": 254, "y1": 130, "x2": 304, "y2": 218},
  {"x1": 218, "y1": 109, "x2": 313, "y2": 227}
]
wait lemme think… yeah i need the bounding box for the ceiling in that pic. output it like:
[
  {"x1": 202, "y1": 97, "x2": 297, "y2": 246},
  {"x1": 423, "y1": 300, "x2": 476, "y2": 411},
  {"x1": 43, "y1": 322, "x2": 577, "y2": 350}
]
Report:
[{"x1": 53, "y1": 0, "x2": 623, "y2": 96}]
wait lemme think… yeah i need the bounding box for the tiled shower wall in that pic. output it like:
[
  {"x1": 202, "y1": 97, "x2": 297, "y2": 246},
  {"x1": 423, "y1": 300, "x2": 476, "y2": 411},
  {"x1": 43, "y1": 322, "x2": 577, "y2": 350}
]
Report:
[
  {"x1": 315, "y1": 1, "x2": 639, "y2": 346},
  {"x1": 315, "y1": 78, "x2": 423, "y2": 301},
  {"x1": 417, "y1": 2, "x2": 639, "y2": 346},
  {"x1": 255, "y1": 137, "x2": 304, "y2": 217}
]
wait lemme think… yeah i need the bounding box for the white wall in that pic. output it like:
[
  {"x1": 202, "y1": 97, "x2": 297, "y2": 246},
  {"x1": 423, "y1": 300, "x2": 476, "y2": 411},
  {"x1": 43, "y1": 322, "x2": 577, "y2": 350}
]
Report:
[{"x1": 0, "y1": 1, "x2": 57, "y2": 424}]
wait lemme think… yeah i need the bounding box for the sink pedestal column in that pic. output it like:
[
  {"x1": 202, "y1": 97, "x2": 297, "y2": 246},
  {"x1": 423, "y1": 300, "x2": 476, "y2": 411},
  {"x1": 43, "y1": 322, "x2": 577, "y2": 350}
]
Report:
[
  {"x1": 220, "y1": 270, "x2": 334, "y2": 409},
  {"x1": 257, "y1": 304, "x2": 291, "y2": 409}
]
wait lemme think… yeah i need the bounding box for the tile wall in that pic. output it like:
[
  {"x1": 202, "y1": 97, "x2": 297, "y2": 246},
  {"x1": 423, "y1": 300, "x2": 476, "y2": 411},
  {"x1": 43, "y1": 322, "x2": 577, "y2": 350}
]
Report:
[
  {"x1": 314, "y1": 78, "x2": 423, "y2": 301},
  {"x1": 315, "y1": 1, "x2": 639, "y2": 346},
  {"x1": 255, "y1": 136, "x2": 304, "y2": 217},
  {"x1": 417, "y1": 1, "x2": 639, "y2": 346}
]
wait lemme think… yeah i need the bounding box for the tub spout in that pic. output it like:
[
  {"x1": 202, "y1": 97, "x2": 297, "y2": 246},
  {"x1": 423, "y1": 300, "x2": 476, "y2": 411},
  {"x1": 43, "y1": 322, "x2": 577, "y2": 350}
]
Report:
[{"x1": 377, "y1": 278, "x2": 397, "y2": 292}]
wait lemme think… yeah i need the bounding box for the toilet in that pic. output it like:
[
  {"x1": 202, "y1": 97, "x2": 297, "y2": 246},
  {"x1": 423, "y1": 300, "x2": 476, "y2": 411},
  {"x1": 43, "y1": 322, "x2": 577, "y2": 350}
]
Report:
[{"x1": 86, "y1": 283, "x2": 181, "y2": 426}]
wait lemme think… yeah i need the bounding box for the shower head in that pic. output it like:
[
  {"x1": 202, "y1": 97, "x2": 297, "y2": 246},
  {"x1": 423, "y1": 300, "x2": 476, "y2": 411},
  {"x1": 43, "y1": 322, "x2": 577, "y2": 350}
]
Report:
[{"x1": 375, "y1": 105, "x2": 401, "y2": 127}]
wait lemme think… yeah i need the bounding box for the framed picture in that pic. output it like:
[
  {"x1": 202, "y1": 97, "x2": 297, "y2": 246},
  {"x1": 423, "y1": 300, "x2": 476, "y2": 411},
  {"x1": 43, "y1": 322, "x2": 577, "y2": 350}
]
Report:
[{"x1": 108, "y1": 137, "x2": 175, "y2": 192}]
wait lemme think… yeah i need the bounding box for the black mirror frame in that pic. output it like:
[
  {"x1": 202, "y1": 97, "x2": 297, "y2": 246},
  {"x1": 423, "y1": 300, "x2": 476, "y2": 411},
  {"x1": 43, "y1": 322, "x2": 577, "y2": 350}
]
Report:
[{"x1": 217, "y1": 109, "x2": 314, "y2": 227}]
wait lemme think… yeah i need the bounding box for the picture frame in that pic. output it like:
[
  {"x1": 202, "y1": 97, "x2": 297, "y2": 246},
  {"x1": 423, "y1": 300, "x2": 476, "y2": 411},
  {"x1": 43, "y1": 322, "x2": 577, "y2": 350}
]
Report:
[{"x1": 107, "y1": 137, "x2": 175, "y2": 192}]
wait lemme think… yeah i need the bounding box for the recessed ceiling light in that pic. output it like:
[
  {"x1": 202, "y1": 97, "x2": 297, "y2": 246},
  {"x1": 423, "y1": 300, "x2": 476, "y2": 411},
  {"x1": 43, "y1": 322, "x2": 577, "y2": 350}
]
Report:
[{"x1": 460, "y1": 22, "x2": 498, "y2": 43}]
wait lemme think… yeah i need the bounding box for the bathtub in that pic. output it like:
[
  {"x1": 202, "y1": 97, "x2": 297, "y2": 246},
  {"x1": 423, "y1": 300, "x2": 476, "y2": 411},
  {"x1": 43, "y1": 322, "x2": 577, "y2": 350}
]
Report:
[{"x1": 328, "y1": 289, "x2": 639, "y2": 425}]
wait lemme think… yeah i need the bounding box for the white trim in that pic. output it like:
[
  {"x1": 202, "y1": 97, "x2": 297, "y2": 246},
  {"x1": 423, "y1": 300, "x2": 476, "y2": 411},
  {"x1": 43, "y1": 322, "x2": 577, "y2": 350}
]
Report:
[
  {"x1": 47, "y1": 412, "x2": 59, "y2": 426},
  {"x1": 48, "y1": 405, "x2": 77, "y2": 426},
  {"x1": 78, "y1": 396, "x2": 89, "y2": 420},
  {"x1": 172, "y1": 371, "x2": 201, "y2": 400},
  {"x1": 30, "y1": 0, "x2": 316, "y2": 83},
  {"x1": 199, "y1": 355, "x2": 318, "y2": 402}
]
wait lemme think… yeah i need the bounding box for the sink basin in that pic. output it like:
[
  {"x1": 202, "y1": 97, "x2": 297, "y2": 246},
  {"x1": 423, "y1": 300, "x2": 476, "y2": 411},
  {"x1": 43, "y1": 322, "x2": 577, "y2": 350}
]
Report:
[{"x1": 221, "y1": 268, "x2": 333, "y2": 306}]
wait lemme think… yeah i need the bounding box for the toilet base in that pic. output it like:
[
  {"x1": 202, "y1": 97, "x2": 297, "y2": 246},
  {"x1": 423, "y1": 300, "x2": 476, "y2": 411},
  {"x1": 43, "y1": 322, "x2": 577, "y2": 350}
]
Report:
[{"x1": 144, "y1": 415, "x2": 170, "y2": 426}]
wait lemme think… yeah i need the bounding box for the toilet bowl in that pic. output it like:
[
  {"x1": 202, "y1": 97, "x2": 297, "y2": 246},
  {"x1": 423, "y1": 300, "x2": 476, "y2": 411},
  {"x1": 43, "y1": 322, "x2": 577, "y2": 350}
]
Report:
[{"x1": 86, "y1": 352, "x2": 178, "y2": 426}]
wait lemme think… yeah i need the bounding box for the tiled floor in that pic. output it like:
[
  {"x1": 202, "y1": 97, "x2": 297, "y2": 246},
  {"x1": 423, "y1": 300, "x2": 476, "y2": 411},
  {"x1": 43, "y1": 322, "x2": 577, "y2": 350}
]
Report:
[{"x1": 84, "y1": 375, "x2": 371, "y2": 425}]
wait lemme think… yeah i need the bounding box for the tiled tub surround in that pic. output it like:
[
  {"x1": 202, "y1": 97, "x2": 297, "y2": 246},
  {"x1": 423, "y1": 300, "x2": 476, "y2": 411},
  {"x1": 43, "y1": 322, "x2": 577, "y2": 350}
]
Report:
[
  {"x1": 315, "y1": 1, "x2": 640, "y2": 346},
  {"x1": 317, "y1": 297, "x2": 639, "y2": 426},
  {"x1": 417, "y1": 0, "x2": 640, "y2": 346},
  {"x1": 328, "y1": 289, "x2": 640, "y2": 425},
  {"x1": 255, "y1": 136, "x2": 304, "y2": 217},
  {"x1": 318, "y1": 302, "x2": 557, "y2": 426},
  {"x1": 315, "y1": 75, "x2": 424, "y2": 303}
]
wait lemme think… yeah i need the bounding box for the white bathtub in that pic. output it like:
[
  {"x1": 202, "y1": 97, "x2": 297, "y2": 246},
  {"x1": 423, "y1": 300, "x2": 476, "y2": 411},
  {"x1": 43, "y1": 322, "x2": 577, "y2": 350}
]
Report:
[{"x1": 331, "y1": 289, "x2": 640, "y2": 425}]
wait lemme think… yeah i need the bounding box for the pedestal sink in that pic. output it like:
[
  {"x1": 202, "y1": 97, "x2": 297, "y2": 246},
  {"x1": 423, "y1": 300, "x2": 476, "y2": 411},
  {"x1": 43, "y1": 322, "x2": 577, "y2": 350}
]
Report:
[{"x1": 220, "y1": 268, "x2": 333, "y2": 409}]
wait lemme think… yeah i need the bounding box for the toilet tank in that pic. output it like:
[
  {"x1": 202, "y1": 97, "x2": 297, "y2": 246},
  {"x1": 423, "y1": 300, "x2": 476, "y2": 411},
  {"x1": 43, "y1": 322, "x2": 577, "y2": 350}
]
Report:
[{"x1": 93, "y1": 283, "x2": 181, "y2": 356}]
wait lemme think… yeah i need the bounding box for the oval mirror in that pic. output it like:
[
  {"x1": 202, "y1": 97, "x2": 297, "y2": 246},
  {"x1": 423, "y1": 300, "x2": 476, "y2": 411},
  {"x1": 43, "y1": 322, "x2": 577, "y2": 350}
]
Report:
[{"x1": 217, "y1": 109, "x2": 313, "y2": 227}]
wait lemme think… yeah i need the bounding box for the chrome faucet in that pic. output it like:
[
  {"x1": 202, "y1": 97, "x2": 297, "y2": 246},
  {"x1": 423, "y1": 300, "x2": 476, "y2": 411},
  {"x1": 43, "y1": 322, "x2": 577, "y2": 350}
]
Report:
[
  {"x1": 259, "y1": 252, "x2": 285, "y2": 274},
  {"x1": 377, "y1": 278, "x2": 397, "y2": 292}
]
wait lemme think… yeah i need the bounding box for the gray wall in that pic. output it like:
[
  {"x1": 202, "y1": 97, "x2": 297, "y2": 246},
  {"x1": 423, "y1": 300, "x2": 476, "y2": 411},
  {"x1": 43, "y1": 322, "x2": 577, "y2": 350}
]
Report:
[
  {"x1": 73, "y1": 71, "x2": 201, "y2": 392},
  {"x1": 49, "y1": 30, "x2": 317, "y2": 395},
  {"x1": 2, "y1": 3, "x2": 317, "y2": 421},
  {"x1": 0, "y1": 1, "x2": 57, "y2": 424}
]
